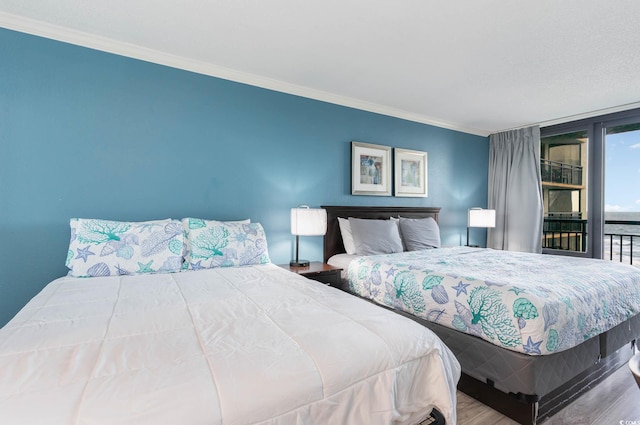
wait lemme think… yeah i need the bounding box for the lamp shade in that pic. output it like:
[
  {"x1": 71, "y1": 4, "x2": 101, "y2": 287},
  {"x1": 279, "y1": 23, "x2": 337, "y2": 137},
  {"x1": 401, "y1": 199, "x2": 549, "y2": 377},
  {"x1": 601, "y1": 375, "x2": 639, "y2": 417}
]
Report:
[
  {"x1": 290, "y1": 207, "x2": 327, "y2": 236},
  {"x1": 468, "y1": 208, "x2": 496, "y2": 228}
]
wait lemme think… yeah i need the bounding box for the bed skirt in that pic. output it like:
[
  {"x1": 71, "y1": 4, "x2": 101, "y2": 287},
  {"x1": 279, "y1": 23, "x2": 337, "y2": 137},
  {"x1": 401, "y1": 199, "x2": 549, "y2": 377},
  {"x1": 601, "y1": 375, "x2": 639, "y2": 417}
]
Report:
[{"x1": 358, "y1": 294, "x2": 639, "y2": 425}]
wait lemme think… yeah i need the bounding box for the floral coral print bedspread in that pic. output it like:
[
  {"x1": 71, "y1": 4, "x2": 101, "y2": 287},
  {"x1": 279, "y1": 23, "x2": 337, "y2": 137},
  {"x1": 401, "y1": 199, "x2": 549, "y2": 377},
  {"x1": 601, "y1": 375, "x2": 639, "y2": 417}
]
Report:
[{"x1": 347, "y1": 247, "x2": 640, "y2": 355}]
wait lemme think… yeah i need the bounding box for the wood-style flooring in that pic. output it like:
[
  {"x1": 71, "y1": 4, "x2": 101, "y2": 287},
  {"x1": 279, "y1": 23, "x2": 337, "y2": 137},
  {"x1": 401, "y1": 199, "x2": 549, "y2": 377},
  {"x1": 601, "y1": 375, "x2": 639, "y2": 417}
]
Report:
[{"x1": 455, "y1": 363, "x2": 640, "y2": 424}]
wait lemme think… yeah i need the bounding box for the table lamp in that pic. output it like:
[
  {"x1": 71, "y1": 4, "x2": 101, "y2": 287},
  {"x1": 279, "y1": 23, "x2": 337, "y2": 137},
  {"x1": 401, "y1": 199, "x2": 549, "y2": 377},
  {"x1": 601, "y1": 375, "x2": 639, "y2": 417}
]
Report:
[
  {"x1": 290, "y1": 206, "x2": 327, "y2": 267},
  {"x1": 467, "y1": 208, "x2": 496, "y2": 247}
]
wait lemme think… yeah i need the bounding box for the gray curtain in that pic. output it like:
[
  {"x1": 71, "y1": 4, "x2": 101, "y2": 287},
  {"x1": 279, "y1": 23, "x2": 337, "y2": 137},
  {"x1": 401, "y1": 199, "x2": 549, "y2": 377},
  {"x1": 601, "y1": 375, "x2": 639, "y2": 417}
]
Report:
[{"x1": 487, "y1": 126, "x2": 544, "y2": 253}]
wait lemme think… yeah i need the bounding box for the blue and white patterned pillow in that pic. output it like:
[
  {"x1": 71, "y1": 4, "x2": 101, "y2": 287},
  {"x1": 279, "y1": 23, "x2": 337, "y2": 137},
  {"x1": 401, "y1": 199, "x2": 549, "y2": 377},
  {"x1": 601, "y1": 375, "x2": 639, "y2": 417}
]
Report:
[
  {"x1": 66, "y1": 218, "x2": 184, "y2": 277},
  {"x1": 182, "y1": 218, "x2": 270, "y2": 269}
]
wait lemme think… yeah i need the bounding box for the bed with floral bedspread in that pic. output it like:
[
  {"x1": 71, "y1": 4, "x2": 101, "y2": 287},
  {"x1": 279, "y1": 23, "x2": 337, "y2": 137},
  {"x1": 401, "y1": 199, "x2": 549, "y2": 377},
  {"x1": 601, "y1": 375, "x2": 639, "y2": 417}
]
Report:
[{"x1": 348, "y1": 246, "x2": 640, "y2": 356}]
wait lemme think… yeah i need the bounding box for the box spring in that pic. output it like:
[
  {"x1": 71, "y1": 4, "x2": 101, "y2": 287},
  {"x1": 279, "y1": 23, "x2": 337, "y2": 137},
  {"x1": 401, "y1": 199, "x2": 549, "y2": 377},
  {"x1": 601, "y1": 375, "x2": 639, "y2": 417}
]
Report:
[{"x1": 367, "y1": 298, "x2": 639, "y2": 425}]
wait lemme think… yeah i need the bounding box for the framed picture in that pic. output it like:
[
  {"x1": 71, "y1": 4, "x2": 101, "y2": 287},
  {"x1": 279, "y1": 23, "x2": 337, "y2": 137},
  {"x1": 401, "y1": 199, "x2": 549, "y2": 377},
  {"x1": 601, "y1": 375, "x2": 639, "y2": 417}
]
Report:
[
  {"x1": 394, "y1": 148, "x2": 428, "y2": 197},
  {"x1": 351, "y1": 141, "x2": 392, "y2": 196}
]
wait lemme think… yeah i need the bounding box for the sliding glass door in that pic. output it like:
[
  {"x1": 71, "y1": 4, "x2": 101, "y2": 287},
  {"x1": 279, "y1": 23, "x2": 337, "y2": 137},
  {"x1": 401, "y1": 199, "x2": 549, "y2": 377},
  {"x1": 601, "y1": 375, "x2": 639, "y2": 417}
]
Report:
[
  {"x1": 541, "y1": 108, "x2": 640, "y2": 261},
  {"x1": 603, "y1": 122, "x2": 640, "y2": 264}
]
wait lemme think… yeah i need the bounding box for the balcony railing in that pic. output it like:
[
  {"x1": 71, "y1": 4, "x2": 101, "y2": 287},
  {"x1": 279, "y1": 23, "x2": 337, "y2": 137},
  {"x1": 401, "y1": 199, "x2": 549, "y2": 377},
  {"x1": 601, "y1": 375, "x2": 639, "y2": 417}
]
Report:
[
  {"x1": 542, "y1": 217, "x2": 587, "y2": 251},
  {"x1": 604, "y1": 219, "x2": 640, "y2": 266},
  {"x1": 542, "y1": 217, "x2": 640, "y2": 266},
  {"x1": 541, "y1": 159, "x2": 583, "y2": 185}
]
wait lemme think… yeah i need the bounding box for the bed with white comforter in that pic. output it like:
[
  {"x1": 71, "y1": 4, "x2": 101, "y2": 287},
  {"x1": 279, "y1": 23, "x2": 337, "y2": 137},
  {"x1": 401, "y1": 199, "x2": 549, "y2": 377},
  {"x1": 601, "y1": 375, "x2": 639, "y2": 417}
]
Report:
[{"x1": 0, "y1": 264, "x2": 460, "y2": 425}]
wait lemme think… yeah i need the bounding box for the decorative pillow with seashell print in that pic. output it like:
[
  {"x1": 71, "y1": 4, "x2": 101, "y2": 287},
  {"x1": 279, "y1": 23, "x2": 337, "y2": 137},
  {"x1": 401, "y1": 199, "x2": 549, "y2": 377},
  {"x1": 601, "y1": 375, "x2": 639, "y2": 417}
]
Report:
[
  {"x1": 182, "y1": 218, "x2": 270, "y2": 270},
  {"x1": 66, "y1": 218, "x2": 184, "y2": 277}
]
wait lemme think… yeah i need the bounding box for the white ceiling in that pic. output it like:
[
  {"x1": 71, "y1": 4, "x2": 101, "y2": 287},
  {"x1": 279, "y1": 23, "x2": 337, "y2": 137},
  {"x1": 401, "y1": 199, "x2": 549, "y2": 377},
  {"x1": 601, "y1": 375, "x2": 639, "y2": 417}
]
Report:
[{"x1": 2, "y1": 0, "x2": 640, "y2": 136}]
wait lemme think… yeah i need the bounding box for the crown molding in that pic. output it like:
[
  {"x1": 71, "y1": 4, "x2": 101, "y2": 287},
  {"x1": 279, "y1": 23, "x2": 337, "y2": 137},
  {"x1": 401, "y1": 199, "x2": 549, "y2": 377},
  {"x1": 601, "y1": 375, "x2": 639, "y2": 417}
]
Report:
[
  {"x1": 496, "y1": 101, "x2": 640, "y2": 134},
  {"x1": 534, "y1": 102, "x2": 640, "y2": 129},
  {"x1": 0, "y1": 11, "x2": 489, "y2": 137}
]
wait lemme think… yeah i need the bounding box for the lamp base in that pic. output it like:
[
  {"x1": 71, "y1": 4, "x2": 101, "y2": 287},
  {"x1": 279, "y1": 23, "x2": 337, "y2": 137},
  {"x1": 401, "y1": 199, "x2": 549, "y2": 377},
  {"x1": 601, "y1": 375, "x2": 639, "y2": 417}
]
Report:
[{"x1": 289, "y1": 260, "x2": 310, "y2": 267}]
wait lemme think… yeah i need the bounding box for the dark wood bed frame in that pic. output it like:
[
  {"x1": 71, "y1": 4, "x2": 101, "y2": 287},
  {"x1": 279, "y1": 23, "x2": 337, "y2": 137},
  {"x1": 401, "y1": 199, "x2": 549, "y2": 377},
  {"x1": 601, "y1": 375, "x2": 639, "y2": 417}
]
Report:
[
  {"x1": 322, "y1": 205, "x2": 442, "y2": 266},
  {"x1": 321, "y1": 205, "x2": 638, "y2": 425}
]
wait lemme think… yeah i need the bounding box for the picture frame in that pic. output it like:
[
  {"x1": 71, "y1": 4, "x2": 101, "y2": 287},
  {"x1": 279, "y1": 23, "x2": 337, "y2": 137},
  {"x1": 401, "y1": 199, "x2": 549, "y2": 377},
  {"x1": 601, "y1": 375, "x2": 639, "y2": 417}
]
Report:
[
  {"x1": 351, "y1": 141, "x2": 392, "y2": 196},
  {"x1": 394, "y1": 148, "x2": 428, "y2": 197}
]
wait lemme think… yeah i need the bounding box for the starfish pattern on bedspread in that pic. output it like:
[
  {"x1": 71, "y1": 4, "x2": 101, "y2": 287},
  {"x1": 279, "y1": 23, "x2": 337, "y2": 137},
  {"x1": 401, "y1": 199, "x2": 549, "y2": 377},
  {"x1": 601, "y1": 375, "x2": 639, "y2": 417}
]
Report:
[
  {"x1": 523, "y1": 336, "x2": 543, "y2": 355},
  {"x1": 452, "y1": 281, "x2": 470, "y2": 296}
]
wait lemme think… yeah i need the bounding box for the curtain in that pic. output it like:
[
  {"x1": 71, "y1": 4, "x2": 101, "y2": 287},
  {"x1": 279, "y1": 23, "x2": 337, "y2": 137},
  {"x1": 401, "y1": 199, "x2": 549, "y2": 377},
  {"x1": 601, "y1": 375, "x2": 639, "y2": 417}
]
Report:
[{"x1": 487, "y1": 126, "x2": 543, "y2": 253}]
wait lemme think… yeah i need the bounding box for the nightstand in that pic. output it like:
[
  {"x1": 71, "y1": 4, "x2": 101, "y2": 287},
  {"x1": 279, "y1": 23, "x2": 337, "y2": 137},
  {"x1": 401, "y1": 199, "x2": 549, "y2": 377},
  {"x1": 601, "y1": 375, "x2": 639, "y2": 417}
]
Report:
[{"x1": 278, "y1": 262, "x2": 343, "y2": 287}]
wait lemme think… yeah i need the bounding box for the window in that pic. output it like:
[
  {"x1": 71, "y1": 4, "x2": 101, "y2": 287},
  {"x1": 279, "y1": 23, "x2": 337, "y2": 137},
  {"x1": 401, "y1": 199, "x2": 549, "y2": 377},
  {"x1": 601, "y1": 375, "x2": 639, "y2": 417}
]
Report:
[{"x1": 541, "y1": 131, "x2": 588, "y2": 252}]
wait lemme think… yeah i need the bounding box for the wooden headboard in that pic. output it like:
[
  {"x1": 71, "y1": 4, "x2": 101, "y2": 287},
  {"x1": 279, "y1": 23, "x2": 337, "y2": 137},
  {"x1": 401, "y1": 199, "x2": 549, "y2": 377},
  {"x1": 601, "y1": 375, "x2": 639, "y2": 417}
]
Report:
[{"x1": 321, "y1": 205, "x2": 441, "y2": 262}]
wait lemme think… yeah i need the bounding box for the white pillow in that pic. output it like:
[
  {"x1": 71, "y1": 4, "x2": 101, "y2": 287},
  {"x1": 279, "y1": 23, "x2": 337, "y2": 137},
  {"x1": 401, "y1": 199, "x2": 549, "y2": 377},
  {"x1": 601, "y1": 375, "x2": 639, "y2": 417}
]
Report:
[
  {"x1": 338, "y1": 217, "x2": 357, "y2": 255},
  {"x1": 389, "y1": 216, "x2": 405, "y2": 250},
  {"x1": 348, "y1": 218, "x2": 404, "y2": 255}
]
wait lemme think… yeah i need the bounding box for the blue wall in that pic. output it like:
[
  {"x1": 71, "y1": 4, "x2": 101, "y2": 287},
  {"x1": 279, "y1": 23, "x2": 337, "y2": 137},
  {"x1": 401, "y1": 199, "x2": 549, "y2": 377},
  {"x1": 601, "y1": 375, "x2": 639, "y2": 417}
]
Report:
[{"x1": 0, "y1": 28, "x2": 489, "y2": 327}]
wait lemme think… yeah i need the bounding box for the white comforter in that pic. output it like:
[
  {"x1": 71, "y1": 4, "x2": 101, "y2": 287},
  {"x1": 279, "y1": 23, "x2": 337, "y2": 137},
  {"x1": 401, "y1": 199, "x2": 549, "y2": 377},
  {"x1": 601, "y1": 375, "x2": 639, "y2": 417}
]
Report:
[{"x1": 0, "y1": 264, "x2": 460, "y2": 425}]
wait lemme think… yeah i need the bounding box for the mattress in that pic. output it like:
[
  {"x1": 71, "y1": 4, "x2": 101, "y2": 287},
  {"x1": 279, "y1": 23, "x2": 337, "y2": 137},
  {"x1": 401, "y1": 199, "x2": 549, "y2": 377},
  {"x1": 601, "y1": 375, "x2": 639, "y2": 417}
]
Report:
[
  {"x1": 347, "y1": 247, "x2": 640, "y2": 355},
  {"x1": 0, "y1": 264, "x2": 460, "y2": 425}
]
